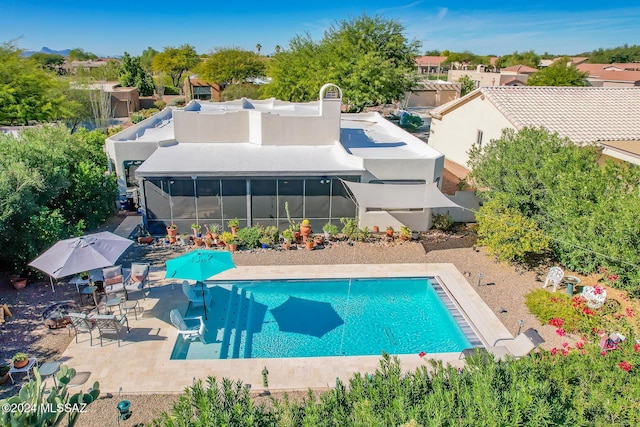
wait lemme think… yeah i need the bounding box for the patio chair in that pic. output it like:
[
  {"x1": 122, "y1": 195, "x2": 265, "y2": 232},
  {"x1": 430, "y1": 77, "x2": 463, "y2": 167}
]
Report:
[
  {"x1": 542, "y1": 266, "x2": 564, "y2": 292},
  {"x1": 170, "y1": 309, "x2": 206, "y2": 343},
  {"x1": 102, "y1": 265, "x2": 126, "y2": 297},
  {"x1": 93, "y1": 314, "x2": 130, "y2": 347},
  {"x1": 182, "y1": 281, "x2": 212, "y2": 309},
  {"x1": 128, "y1": 262, "x2": 151, "y2": 299},
  {"x1": 68, "y1": 312, "x2": 97, "y2": 346},
  {"x1": 460, "y1": 328, "x2": 545, "y2": 362}
]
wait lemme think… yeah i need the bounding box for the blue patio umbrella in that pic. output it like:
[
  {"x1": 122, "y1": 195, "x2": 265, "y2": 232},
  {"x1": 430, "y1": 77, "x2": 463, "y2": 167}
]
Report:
[
  {"x1": 165, "y1": 250, "x2": 235, "y2": 319},
  {"x1": 270, "y1": 297, "x2": 344, "y2": 338}
]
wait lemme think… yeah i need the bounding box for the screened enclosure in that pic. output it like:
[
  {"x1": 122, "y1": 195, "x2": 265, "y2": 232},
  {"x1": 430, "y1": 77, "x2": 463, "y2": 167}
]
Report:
[{"x1": 143, "y1": 176, "x2": 358, "y2": 235}]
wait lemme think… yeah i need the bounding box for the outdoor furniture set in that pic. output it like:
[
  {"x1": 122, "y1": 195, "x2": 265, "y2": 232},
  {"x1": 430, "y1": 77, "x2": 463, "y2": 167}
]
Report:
[{"x1": 541, "y1": 266, "x2": 606, "y2": 308}]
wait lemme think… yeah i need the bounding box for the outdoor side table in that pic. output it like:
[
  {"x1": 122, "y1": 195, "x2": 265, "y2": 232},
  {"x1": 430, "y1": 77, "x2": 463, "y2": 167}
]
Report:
[
  {"x1": 106, "y1": 297, "x2": 123, "y2": 315},
  {"x1": 120, "y1": 300, "x2": 139, "y2": 320},
  {"x1": 39, "y1": 361, "x2": 62, "y2": 387},
  {"x1": 8, "y1": 357, "x2": 37, "y2": 384}
]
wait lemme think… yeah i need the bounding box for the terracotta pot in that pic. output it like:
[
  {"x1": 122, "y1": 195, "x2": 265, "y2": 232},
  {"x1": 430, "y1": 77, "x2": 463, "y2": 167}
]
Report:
[
  {"x1": 13, "y1": 358, "x2": 29, "y2": 369},
  {"x1": 11, "y1": 278, "x2": 27, "y2": 290},
  {"x1": 231, "y1": 226, "x2": 238, "y2": 235},
  {"x1": 228, "y1": 243, "x2": 238, "y2": 252},
  {"x1": 137, "y1": 236, "x2": 154, "y2": 244},
  {"x1": 205, "y1": 240, "x2": 213, "y2": 248},
  {"x1": 167, "y1": 227, "x2": 178, "y2": 237},
  {"x1": 282, "y1": 242, "x2": 291, "y2": 250},
  {"x1": 169, "y1": 236, "x2": 177, "y2": 244},
  {"x1": 386, "y1": 229, "x2": 394, "y2": 237},
  {"x1": 300, "y1": 224, "x2": 312, "y2": 238},
  {"x1": 305, "y1": 240, "x2": 315, "y2": 251},
  {"x1": 194, "y1": 237, "x2": 203, "y2": 247},
  {"x1": 0, "y1": 372, "x2": 9, "y2": 385},
  {"x1": 372, "y1": 226, "x2": 380, "y2": 233},
  {"x1": 400, "y1": 235, "x2": 409, "y2": 241}
]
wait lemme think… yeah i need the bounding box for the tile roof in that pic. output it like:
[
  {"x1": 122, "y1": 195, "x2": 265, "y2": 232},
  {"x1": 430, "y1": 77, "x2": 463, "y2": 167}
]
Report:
[
  {"x1": 431, "y1": 87, "x2": 640, "y2": 143},
  {"x1": 415, "y1": 55, "x2": 448, "y2": 66},
  {"x1": 480, "y1": 87, "x2": 640, "y2": 142},
  {"x1": 500, "y1": 64, "x2": 539, "y2": 73}
]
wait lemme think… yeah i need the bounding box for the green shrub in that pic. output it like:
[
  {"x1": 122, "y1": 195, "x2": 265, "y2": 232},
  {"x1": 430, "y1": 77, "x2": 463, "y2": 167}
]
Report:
[
  {"x1": 340, "y1": 217, "x2": 359, "y2": 240},
  {"x1": 432, "y1": 212, "x2": 454, "y2": 231},
  {"x1": 130, "y1": 112, "x2": 145, "y2": 123},
  {"x1": 169, "y1": 97, "x2": 186, "y2": 107},
  {"x1": 163, "y1": 85, "x2": 180, "y2": 95},
  {"x1": 237, "y1": 226, "x2": 263, "y2": 249},
  {"x1": 153, "y1": 100, "x2": 167, "y2": 110}
]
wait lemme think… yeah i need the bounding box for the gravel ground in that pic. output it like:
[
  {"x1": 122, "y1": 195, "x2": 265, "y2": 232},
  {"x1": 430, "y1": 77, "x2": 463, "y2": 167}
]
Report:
[{"x1": 1, "y1": 223, "x2": 588, "y2": 425}]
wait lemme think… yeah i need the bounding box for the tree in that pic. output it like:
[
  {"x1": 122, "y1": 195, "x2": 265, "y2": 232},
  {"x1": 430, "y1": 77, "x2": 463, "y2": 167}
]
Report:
[
  {"x1": 151, "y1": 44, "x2": 200, "y2": 88},
  {"x1": 495, "y1": 50, "x2": 540, "y2": 68},
  {"x1": 424, "y1": 49, "x2": 441, "y2": 56},
  {"x1": 264, "y1": 14, "x2": 421, "y2": 111},
  {"x1": 527, "y1": 58, "x2": 589, "y2": 86},
  {"x1": 0, "y1": 41, "x2": 73, "y2": 125},
  {"x1": 196, "y1": 47, "x2": 266, "y2": 85},
  {"x1": 120, "y1": 52, "x2": 154, "y2": 96},
  {"x1": 220, "y1": 83, "x2": 264, "y2": 101},
  {"x1": 140, "y1": 46, "x2": 159, "y2": 73},
  {"x1": 67, "y1": 48, "x2": 97, "y2": 61},
  {"x1": 274, "y1": 45, "x2": 281, "y2": 53},
  {"x1": 256, "y1": 43, "x2": 262, "y2": 54},
  {"x1": 457, "y1": 75, "x2": 476, "y2": 96},
  {"x1": 29, "y1": 52, "x2": 64, "y2": 72}
]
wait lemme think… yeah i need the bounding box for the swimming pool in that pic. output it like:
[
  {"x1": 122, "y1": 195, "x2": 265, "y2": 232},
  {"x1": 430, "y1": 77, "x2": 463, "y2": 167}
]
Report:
[{"x1": 171, "y1": 277, "x2": 476, "y2": 360}]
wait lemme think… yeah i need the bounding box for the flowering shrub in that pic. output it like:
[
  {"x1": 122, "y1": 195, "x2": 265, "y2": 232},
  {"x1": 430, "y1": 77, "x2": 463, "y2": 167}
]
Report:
[
  {"x1": 526, "y1": 290, "x2": 600, "y2": 333},
  {"x1": 618, "y1": 361, "x2": 632, "y2": 371}
]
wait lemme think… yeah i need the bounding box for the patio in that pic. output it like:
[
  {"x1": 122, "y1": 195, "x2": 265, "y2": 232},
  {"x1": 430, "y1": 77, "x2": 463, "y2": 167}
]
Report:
[{"x1": 59, "y1": 263, "x2": 510, "y2": 394}]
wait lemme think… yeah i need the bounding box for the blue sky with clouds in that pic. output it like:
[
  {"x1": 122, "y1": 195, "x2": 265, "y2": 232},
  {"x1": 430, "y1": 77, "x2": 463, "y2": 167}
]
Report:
[{"x1": 1, "y1": 1, "x2": 639, "y2": 57}]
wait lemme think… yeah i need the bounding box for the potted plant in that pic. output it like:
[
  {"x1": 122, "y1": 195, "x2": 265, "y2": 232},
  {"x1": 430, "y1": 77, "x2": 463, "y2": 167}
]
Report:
[
  {"x1": 205, "y1": 237, "x2": 214, "y2": 248},
  {"x1": 179, "y1": 233, "x2": 190, "y2": 245},
  {"x1": 10, "y1": 276, "x2": 27, "y2": 289},
  {"x1": 300, "y1": 219, "x2": 312, "y2": 241},
  {"x1": 163, "y1": 235, "x2": 170, "y2": 244},
  {"x1": 323, "y1": 223, "x2": 338, "y2": 241},
  {"x1": 305, "y1": 238, "x2": 316, "y2": 251},
  {"x1": 220, "y1": 231, "x2": 239, "y2": 252},
  {"x1": 227, "y1": 218, "x2": 240, "y2": 234},
  {"x1": 372, "y1": 225, "x2": 380, "y2": 233},
  {"x1": 12, "y1": 352, "x2": 29, "y2": 369},
  {"x1": 80, "y1": 271, "x2": 89, "y2": 280},
  {"x1": 208, "y1": 223, "x2": 221, "y2": 240},
  {"x1": 400, "y1": 226, "x2": 411, "y2": 241},
  {"x1": 386, "y1": 226, "x2": 394, "y2": 237},
  {"x1": 136, "y1": 226, "x2": 154, "y2": 244},
  {"x1": 191, "y1": 223, "x2": 202, "y2": 237},
  {"x1": 259, "y1": 236, "x2": 271, "y2": 249},
  {"x1": 282, "y1": 229, "x2": 295, "y2": 250},
  {"x1": 166, "y1": 223, "x2": 178, "y2": 237}
]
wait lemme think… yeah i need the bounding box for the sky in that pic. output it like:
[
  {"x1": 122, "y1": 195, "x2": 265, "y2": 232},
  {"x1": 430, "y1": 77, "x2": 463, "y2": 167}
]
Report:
[{"x1": 1, "y1": 1, "x2": 639, "y2": 57}]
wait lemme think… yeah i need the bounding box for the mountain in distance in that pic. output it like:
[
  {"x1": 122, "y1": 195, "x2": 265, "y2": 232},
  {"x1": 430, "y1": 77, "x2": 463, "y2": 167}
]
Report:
[{"x1": 22, "y1": 46, "x2": 71, "y2": 57}]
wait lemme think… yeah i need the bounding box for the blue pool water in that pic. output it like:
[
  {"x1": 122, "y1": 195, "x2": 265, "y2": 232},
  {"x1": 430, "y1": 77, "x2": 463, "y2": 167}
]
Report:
[{"x1": 171, "y1": 277, "x2": 472, "y2": 360}]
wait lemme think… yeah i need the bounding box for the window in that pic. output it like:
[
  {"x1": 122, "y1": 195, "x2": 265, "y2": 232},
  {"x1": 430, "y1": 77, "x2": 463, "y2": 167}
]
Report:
[{"x1": 476, "y1": 130, "x2": 484, "y2": 147}]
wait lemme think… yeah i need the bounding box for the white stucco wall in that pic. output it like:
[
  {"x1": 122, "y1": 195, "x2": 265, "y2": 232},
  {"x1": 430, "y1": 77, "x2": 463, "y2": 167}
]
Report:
[{"x1": 428, "y1": 97, "x2": 515, "y2": 169}]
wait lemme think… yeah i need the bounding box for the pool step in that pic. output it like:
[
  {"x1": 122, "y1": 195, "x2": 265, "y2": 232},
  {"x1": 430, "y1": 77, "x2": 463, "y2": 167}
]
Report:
[
  {"x1": 219, "y1": 286, "x2": 253, "y2": 359},
  {"x1": 431, "y1": 280, "x2": 483, "y2": 348}
]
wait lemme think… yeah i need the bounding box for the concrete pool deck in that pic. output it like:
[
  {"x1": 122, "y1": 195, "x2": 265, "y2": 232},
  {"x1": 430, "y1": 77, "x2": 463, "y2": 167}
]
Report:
[{"x1": 59, "y1": 263, "x2": 512, "y2": 394}]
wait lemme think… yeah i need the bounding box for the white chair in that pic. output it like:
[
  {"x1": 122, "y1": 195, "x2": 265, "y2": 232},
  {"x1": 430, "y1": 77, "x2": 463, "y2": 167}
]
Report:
[
  {"x1": 582, "y1": 286, "x2": 607, "y2": 309},
  {"x1": 542, "y1": 266, "x2": 564, "y2": 292},
  {"x1": 129, "y1": 263, "x2": 150, "y2": 298},
  {"x1": 170, "y1": 309, "x2": 206, "y2": 342},
  {"x1": 182, "y1": 281, "x2": 212, "y2": 309}
]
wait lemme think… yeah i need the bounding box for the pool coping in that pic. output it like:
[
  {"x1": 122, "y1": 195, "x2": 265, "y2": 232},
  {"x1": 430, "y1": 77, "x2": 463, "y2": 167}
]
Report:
[{"x1": 59, "y1": 263, "x2": 512, "y2": 394}]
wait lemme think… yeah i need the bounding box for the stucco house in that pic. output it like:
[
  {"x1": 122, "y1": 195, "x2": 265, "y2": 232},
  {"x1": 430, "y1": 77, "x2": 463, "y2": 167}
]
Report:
[
  {"x1": 428, "y1": 86, "x2": 640, "y2": 171},
  {"x1": 105, "y1": 84, "x2": 460, "y2": 235},
  {"x1": 575, "y1": 63, "x2": 640, "y2": 87}
]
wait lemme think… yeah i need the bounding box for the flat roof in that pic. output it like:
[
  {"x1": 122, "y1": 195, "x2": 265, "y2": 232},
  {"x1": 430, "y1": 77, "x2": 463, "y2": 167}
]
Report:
[{"x1": 135, "y1": 142, "x2": 365, "y2": 177}]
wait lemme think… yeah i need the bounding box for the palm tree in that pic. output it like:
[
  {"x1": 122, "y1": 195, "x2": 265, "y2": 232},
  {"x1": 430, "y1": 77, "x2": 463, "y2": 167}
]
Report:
[
  {"x1": 256, "y1": 44, "x2": 262, "y2": 54},
  {"x1": 275, "y1": 45, "x2": 281, "y2": 53}
]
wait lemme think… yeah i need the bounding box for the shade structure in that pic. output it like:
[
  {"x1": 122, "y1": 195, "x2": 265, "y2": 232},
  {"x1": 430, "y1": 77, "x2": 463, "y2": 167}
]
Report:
[
  {"x1": 28, "y1": 232, "x2": 133, "y2": 287},
  {"x1": 342, "y1": 181, "x2": 462, "y2": 209},
  {"x1": 165, "y1": 250, "x2": 235, "y2": 320},
  {"x1": 270, "y1": 297, "x2": 344, "y2": 338}
]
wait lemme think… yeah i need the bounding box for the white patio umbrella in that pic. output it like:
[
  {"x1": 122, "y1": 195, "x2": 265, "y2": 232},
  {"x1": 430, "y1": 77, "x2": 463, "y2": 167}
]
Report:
[{"x1": 28, "y1": 231, "x2": 133, "y2": 291}]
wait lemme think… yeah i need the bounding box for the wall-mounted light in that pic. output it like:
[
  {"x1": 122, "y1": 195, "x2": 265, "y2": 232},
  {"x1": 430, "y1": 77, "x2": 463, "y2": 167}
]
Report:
[{"x1": 319, "y1": 176, "x2": 330, "y2": 184}]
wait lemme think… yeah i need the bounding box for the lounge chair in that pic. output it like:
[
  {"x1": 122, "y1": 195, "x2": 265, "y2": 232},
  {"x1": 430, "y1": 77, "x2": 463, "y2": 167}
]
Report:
[
  {"x1": 542, "y1": 267, "x2": 564, "y2": 292},
  {"x1": 182, "y1": 281, "x2": 212, "y2": 309},
  {"x1": 68, "y1": 312, "x2": 97, "y2": 346},
  {"x1": 461, "y1": 328, "x2": 545, "y2": 362},
  {"x1": 170, "y1": 309, "x2": 206, "y2": 342},
  {"x1": 93, "y1": 314, "x2": 130, "y2": 346}
]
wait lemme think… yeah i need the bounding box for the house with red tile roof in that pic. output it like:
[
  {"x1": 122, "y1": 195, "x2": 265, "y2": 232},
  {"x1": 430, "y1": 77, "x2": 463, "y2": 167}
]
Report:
[
  {"x1": 427, "y1": 86, "x2": 640, "y2": 170},
  {"x1": 415, "y1": 55, "x2": 449, "y2": 75},
  {"x1": 575, "y1": 63, "x2": 640, "y2": 87},
  {"x1": 448, "y1": 63, "x2": 539, "y2": 87}
]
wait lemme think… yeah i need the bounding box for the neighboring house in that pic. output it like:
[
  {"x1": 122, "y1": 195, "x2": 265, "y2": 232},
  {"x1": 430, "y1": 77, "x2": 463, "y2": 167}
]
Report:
[
  {"x1": 62, "y1": 58, "x2": 119, "y2": 75},
  {"x1": 404, "y1": 79, "x2": 461, "y2": 108},
  {"x1": 105, "y1": 84, "x2": 457, "y2": 235},
  {"x1": 448, "y1": 64, "x2": 538, "y2": 88},
  {"x1": 183, "y1": 76, "x2": 221, "y2": 102},
  {"x1": 428, "y1": 86, "x2": 640, "y2": 170},
  {"x1": 71, "y1": 81, "x2": 140, "y2": 118},
  {"x1": 575, "y1": 63, "x2": 640, "y2": 87},
  {"x1": 415, "y1": 56, "x2": 449, "y2": 76}
]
